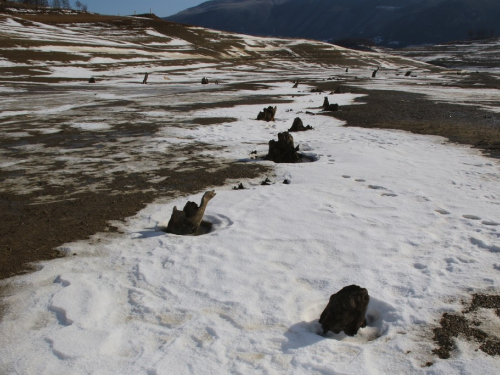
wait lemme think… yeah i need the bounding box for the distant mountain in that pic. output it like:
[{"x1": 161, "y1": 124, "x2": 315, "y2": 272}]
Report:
[{"x1": 165, "y1": 0, "x2": 500, "y2": 47}]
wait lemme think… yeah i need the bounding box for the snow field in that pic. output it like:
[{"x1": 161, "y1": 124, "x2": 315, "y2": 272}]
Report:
[{"x1": 1, "y1": 83, "x2": 500, "y2": 374}]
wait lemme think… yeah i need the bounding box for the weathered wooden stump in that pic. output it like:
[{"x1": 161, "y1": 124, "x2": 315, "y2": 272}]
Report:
[
  {"x1": 405, "y1": 71, "x2": 412, "y2": 77},
  {"x1": 261, "y1": 177, "x2": 272, "y2": 185},
  {"x1": 323, "y1": 103, "x2": 339, "y2": 112},
  {"x1": 88, "y1": 77, "x2": 96, "y2": 83},
  {"x1": 257, "y1": 106, "x2": 277, "y2": 122},
  {"x1": 322, "y1": 97, "x2": 330, "y2": 108},
  {"x1": 319, "y1": 285, "x2": 369, "y2": 336},
  {"x1": 266, "y1": 131, "x2": 300, "y2": 163},
  {"x1": 372, "y1": 70, "x2": 378, "y2": 78},
  {"x1": 288, "y1": 117, "x2": 313, "y2": 132},
  {"x1": 345, "y1": 68, "x2": 349, "y2": 73},
  {"x1": 201, "y1": 77, "x2": 209, "y2": 84},
  {"x1": 142, "y1": 72, "x2": 149, "y2": 84},
  {"x1": 165, "y1": 191, "x2": 216, "y2": 235}
]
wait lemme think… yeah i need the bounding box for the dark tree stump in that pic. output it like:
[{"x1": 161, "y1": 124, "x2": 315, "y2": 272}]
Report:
[
  {"x1": 372, "y1": 70, "x2": 378, "y2": 78},
  {"x1": 266, "y1": 131, "x2": 300, "y2": 163},
  {"x1": 165, "y1": 191, "x2": 216, "y2": 235},
  {"x1": 345, "y1": 68, "x2": 349, "y2": 73},
  {"x1": 261, "y1": 177, "x2": 272, "y2": 185},
  {"x1": 201, "y1": 77, "x2": 209, "y2": 84},
  {"x1": 142, "y1": 72, "x2": 149, "y2": 84},
  {"x1": 405, "y1": 71, "x2": 412, "y2": 77},
  {"x1": 323, "y1": 103, "x2": 339, "y2": 112},
  {"x1": 88, "y1": 77, "x2": 96, "y2": 83},
  {"x1": 319, "y1": 285, "x2": 369, "y2": 336},
  {"x1": 293, "y1": 80, "x2": 299, "y2": 88},
  {"x1": 323, "y1": 97, "x2": 329, "y2": 108},
  {"x1": 257, "y1": 106, "x2": 277, "y2": 122},
  {"x1": 288, "y1": 117, "x2": 313, "y2": 132}
]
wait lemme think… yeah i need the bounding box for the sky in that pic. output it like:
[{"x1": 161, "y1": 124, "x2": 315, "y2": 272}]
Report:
[{"x1": 82, "y1": 0, "x2": 207, "y2": 17}]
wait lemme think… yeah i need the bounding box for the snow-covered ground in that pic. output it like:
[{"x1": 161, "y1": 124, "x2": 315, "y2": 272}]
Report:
[
  {"x1": 1, "y1": 14, "x2": 500, "y2": 375},
  {"x1": 1, "y1": 81, "x2": 500, "y2": 374}
]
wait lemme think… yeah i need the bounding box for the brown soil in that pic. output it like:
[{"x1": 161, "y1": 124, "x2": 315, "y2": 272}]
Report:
[
  {"x1": 319, "y1": 84, "x2": 500, "y2": 159},
  {"x1": 0, "y1": 160, "x2": 268, "y2": 279},
  {"x1": 433, "y1": 294, "x2": 500, "y2": 359}
]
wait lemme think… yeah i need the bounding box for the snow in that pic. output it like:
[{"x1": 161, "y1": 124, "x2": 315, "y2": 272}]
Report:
[
  {"x1": 70, "y1": 122, "x2": 112, "y2": 131},
  {"x1": 1, "y1": 14, "x2": 500, "y2": 375},
  {"x1": 1, "y1": 80, "x2": 500, "y2": 374}
]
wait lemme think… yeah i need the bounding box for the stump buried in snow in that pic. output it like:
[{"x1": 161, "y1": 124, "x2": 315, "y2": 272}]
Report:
[
  {"x1": 405, "y1": 71, "x2": 412, "y2": 77},
  {"x1": 319, "y1": 285, "x2": 369, "y2": 336},
  {"x1": 201, "y1": 77, "x2": 209, "y2": 84},
  {"x1": 142, "y1": 72, "x2": 149, "y2": 84},
  {"x1": 165, "y1": 191, "x2": 216, "y2": 235},
  {"x1": 323, "y1": 97, "x2": 329, "y2": 108},
  {"x1": 288, "y1": 117, "x2": 313, "y2": 132},
  {"x1": 257, "y1": 106, "x2": 277, "y2": 122},
  {"x1": 88, "y1": 77, "x2": 96, "y2": 83},
  {"x1": 266, "y1": 131, "x2": 301, "y2": 163}
]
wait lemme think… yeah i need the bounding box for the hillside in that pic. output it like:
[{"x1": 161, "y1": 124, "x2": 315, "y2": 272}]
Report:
[{"x1": 166, "y1": 0, "x2": 500, "y2": 47}]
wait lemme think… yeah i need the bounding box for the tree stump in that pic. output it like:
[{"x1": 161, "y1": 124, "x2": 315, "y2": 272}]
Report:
[
  {"x1": 372, "y1": 70, "x2": 378, "y2": 78},
  {"x1": 322, "y1": 97, "x2": 329, "y2": 108},
  {"x1": 319, "y1": 285, "x2": 369, "y2": 336},
  {"x1": 323, "y1": 103, "x2": 339, "y2": 112},
  {"x1": 345, "y1": 68, "x2": 349, "y2": 73},
  {"x1": 88, "y1": 77, "x2": 96, "y2": 83},
  {"x1": 293, "y1": 80, "x2": 299, "y2": 88},
  {"x1": 201, "y1": 77, "x2": 209, "y2": 84},
  {"x1": 288, "y1": 117, "x2": 313, "y2": 132},
  {"x1": 165, "y1": 191, "x2": 216, "y2": 235},
  {"x1": 142, "y1": 72, "x2": 149, "y2": 84},
  {"x1": 405, "y1": 71, "x2": 412, "y2": 77},
  {"x1": 257, "y1": 106, "x2": 277, "y2": 122},
  {"x1": 266, "y1": 131, "x2": 300, "y2": 163}
]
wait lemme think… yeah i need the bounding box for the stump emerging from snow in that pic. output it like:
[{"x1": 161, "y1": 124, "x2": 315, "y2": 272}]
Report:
[
  {"x1": 142, "y1": 72, "x2": 149, "y2": 84},
  {"x1": 319, "y1": 285, "x2": 369, "y2": 336},
  {"x1": 266, "y1": 131, "x2": 300, "y2": 163},
  {"x1": 293, "y1": 80, "x2": 299, "y2": 88},
  {"x1": 288, "y1": 117, "x2": 313, "y2": 132},
  {"x1": 88, "y1": 77, "x2": 96, "y2": 83},
  {"x1": 165, "y1": 191, "x2": 216, "y2": 235},
  {"x1": 201, "y1": 77, "x2": 209, "y2": 84},
  {"x1": 257, "y1": 106, "x2": 277, "y2": 122},
  {"x1": 323, "y1": 103, "x2": 339, "y2": 112},
  {"x1": 405, "y1": 71, "x2": 412, "y2": 77},
  {"x1": 322, "y1": 97, "x2": 330, "y2": 108}
]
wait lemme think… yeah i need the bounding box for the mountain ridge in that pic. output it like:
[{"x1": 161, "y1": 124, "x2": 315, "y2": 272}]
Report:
[{"x1": 166, "y1": 0, "x2": 500, "y2": 47}]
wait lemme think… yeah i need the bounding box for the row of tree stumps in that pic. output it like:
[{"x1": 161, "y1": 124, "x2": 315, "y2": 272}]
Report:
[{"x1": 163, "y1": 89, "x2": 370, "y2": 338}]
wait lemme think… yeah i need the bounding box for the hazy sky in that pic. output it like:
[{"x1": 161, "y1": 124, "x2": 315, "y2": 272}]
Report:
[{"x1": 82, "y1": 0, "x2": 207, "y2": 17}]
